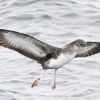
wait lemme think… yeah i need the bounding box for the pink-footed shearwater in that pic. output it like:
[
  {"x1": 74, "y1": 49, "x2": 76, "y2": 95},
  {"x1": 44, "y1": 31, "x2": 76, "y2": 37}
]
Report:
[{"x1": 0, "y1": 29, "x2": 100, "y2": 90}]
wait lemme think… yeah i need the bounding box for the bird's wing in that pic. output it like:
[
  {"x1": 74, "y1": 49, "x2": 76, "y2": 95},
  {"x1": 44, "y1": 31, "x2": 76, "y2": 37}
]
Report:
[
  {"x1": 75, "y1": 42, "x2": 100, "y2": 58},
  {"x1": 0, "y1": 29, "x2": 61, "y2": 62}
]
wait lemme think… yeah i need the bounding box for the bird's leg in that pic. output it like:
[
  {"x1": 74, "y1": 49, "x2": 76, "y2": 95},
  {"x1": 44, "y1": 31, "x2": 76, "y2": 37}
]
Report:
[
  {"x1": 31, "y1": 70, "x2": 46, "y2": 88},
  {"x1": 51, "y1": 69, "x2": 57, "y2": 90}
]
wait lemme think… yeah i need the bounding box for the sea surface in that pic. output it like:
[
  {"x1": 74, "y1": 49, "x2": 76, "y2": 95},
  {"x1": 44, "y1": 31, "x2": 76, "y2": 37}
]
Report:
[{"x1": 0, "y1": 0, "x2": 100, "y2": 100}]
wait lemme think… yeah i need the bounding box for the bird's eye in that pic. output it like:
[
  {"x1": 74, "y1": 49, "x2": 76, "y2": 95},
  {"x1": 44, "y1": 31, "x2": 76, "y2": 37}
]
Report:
[{"x1": 80, "y1": 43, "x2": 83, "y2": 46}]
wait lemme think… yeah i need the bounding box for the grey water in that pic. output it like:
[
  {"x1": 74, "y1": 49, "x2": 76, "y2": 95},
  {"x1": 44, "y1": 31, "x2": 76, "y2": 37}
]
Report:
[{"x1": 0, "y1": 0, "x2": 100, "y2": 100}]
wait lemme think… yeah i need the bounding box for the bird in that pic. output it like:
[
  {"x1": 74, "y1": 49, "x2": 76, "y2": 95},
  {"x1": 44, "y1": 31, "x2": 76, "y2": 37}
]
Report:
[{"x1": 0, "y1": 29, "x2": 100, "y2": 90}]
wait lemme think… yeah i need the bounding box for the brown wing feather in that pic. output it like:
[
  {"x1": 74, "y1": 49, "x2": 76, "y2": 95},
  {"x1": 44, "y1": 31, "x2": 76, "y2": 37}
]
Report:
[{"x1": 75, "y1": 42, "x2": 100, "y2": 58}]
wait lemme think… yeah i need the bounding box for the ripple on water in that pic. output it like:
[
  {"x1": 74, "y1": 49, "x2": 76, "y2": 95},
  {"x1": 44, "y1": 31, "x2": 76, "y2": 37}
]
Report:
[{"x1": 0, "y1": 0, "x2": 100, "y2": 100}]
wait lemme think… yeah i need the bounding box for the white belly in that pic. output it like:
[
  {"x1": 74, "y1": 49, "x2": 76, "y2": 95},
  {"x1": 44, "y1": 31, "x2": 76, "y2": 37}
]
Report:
[{"x1": 48, "y1": 53, "x2": 76, "y2": 69}]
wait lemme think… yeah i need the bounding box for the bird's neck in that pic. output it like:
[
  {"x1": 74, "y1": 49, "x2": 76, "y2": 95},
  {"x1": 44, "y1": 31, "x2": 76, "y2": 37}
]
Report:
[{"x1": 63, "y1": 44, "x2": 78, "y2": 54}]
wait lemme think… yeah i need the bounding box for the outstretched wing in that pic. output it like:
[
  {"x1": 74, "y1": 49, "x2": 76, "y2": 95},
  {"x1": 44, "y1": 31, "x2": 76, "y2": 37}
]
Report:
[
  {"x1": 0, "y1": 29, "x2": 61, "y2": 62},
  {"x1": 75, "y1": 42, "x2": 100, "y2": 58}
]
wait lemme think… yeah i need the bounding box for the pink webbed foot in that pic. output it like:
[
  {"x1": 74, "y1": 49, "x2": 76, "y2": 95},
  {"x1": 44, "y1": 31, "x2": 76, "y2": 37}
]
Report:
[
  {"x1": 31, "y1": 70, "x2": 46, "y2": 88},
  {"x1": 51, "y1": 79, "x2": 56, "y2": 90},
  {"x1": 31, "y1": 77, "x2": 40, "y2": 88}
]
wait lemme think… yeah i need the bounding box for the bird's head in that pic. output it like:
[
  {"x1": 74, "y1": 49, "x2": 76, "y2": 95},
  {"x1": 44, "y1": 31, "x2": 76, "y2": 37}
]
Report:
[
  {"x1": 69, "y1": 39, "x2": 86, "y2": 52},
  {"x1": 72, "y1": 39, "x2": 86, "y2": 47},
  {"x1": 63, "y1": 39, "x2": 87, "y2": 53}
]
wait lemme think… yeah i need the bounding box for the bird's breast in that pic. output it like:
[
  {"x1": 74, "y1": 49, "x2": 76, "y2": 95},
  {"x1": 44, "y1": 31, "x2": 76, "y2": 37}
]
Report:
[{"x1": 45, "y1": 53, "x2": 76, "y2": 69}]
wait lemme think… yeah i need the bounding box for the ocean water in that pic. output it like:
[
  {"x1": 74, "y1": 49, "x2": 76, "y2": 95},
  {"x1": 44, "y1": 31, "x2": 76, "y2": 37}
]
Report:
[{"x1": 0, "y1": 0, "x2": 100, "y2": 100}]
